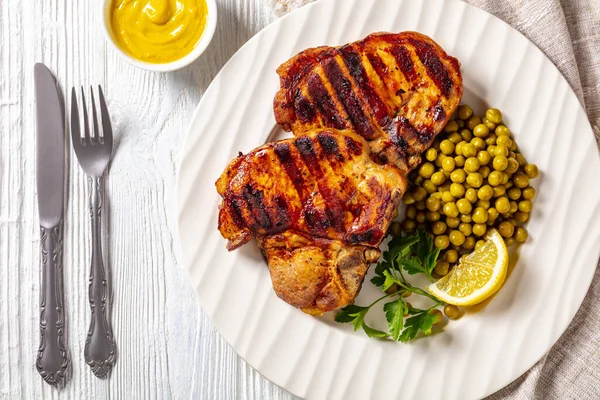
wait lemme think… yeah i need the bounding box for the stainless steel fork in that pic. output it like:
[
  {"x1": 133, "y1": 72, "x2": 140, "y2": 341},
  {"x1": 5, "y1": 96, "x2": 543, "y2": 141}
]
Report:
[{"x1": 71, "y1": 86, "x2": 117, "y2": 378}]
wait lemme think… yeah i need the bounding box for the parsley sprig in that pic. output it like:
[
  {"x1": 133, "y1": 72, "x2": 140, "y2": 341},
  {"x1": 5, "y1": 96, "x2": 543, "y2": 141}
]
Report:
[{"x1": 335, "y1": 230, "x2": 445, "y2": 342}]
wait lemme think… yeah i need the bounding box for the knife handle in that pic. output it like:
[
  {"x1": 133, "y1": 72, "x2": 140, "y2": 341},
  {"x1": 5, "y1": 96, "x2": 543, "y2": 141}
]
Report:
[
  {"x1": 36, "y1": 222, "x2": 69, "y2": 386},
  {"x1": 84, "y1": 176, "x2": 117, "y2": 378}
]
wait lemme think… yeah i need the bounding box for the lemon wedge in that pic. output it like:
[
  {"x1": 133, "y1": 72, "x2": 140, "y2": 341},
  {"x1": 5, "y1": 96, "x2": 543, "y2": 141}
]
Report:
[{"x1": 428, "y1": 229, "x2": 508, "y2": 306}]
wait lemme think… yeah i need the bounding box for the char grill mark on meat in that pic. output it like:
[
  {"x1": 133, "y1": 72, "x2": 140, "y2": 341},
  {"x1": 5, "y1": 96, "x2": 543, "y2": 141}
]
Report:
[
  {"x1": 274, "y1": 31, "x2": 463, "y2": 174},
  {"x1": 216, "y1": 130, "x2": 406, "y2": 313}
]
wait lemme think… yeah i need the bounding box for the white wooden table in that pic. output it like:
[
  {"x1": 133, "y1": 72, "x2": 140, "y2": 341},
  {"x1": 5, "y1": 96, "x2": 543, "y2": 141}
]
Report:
[{"x1": 0, "y1": 0, "x2": 297, "y2": 398}]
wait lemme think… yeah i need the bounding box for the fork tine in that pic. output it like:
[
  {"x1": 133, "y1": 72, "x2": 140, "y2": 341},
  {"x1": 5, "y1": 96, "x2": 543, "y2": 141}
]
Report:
[
  {"x1": 81, "y1": 86, "x2": 91, "y2": 145},
  {"x1": 70, "y1": 87, "x2": 82, "y2": 149},
  {"x1": 90, "y1": 86, "x2": 100, "y2": 144},
  {"x1": 98, "y1": 85, "x2": 112, "y2": 144}
]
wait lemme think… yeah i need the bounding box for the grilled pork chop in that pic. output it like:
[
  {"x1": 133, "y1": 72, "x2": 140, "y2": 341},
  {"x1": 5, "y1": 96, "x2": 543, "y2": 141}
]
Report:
[
  {"x1": 217, "y1": 130, "x2": 405, "y2": 314},
  {"x1": 274, "y1": 31, "x2": 462, "y2": 174}
]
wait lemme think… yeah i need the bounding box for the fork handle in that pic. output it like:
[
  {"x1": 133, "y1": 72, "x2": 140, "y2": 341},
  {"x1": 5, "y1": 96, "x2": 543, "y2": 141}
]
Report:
[
  {"x1": 37, "y1": 221, "x2": 69, "y2": 386},
  {"x1": 84, "y1": 176, "x2": 116, "y2": 378}
]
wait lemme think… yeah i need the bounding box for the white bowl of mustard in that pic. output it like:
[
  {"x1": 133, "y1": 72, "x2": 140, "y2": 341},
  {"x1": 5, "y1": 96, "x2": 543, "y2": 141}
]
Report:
[{"x1": 101, "y1": 0, "x2": 217, "y2": 72}]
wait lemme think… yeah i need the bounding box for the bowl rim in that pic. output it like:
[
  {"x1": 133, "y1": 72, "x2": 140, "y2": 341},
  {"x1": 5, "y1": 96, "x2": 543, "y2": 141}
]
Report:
[{"x1": 100, "y1": 0, "x2": 218, "y2": 72}]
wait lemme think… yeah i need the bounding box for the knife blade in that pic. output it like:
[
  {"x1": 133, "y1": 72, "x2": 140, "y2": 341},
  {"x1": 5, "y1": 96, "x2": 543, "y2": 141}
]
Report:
[{"x1": 34, "y1": 63, "x2": 69, "y2": 386}]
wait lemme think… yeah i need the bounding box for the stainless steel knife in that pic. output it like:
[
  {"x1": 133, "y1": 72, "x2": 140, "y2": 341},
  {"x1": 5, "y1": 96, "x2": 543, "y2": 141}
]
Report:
[{"x1": 34, "y1": 63, "x2": 69, "y2": 386}]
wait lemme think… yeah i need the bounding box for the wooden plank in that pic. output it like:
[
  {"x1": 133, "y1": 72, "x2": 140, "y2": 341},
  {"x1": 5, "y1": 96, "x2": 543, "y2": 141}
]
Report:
[{"x1": 0, "y1": 0, "x2": 297, "y2": 398}]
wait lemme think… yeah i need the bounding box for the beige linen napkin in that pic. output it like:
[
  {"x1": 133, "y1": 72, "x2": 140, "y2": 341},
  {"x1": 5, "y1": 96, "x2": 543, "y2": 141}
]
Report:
[{"x1": 268, "y1": 0, "x2": 600, "y2": 398}]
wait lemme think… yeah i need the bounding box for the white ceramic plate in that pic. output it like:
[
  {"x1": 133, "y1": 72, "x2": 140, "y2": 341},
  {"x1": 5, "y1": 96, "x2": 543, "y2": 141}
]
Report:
[{"x1": 177, "y1": 0, "x2": 600, "y2": 398}]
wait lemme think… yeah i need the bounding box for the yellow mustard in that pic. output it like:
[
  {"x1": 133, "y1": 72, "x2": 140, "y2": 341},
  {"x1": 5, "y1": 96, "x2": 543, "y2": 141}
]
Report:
[{"x1": 110, "y1": 0, "x2": 208, "y2": 64}]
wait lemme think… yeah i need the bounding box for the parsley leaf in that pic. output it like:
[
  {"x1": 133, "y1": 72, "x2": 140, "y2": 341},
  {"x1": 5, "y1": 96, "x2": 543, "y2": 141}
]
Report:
[
  {"x1": 336, "y1": 229, "x2": 446, "y2": 342},
  {"x1": 399, "y1": 310, "x2": 441, "y2": 342},
  {"x1": 335, "y1": 305, "x2": 367, "y2": 331},
  {"x1": 384, "y1": 299, "x2": 406, "y2": 341},
  {"x1": 361, "y1": 322, "x2": 388, "y2": 338}
]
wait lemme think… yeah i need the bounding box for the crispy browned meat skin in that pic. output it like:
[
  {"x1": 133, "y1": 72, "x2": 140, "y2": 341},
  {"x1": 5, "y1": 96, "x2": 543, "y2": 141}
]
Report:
[
  {"x1": 216, "y1": 130, "x2": 405, "y2": 313},
  {"x1": 274, "y1": 31, "x2": 463, "y2": 174}
]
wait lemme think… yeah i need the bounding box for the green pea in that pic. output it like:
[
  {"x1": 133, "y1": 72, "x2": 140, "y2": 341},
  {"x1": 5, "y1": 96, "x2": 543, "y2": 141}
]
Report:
[
  {"x1": 459, "y1": 222, "x2": 472, "y2": 236},
  {"x1": 514, "y1": 211, "x2": 529, "y2": 223},
  {"x1": 434, "y1": 154, "x2": 445, "y2": 167},
  {"x1": 494, "y1": 146, "x2": 509, "y2": 157},
  {"x1": 442, "y1": 157, "x2": 456, "y2": 172},
  {"x1": 515, "y1": 227, "x2": 529, "y2": 243},
  {"x1": 482, "y1": 117, "x2": 496, "y2": 131},
  {"x1": 518, "y1": 200, "x2": 533, "y2": 212},
  {"x1": 454, "y1": 155, "x2": 466, "y2": 167},
  {"x1": 445, "y1": 249, "x2": 459, "y2": 263},
  {"x1": 425, "y1": 148, "x2": 437, "y2": 162},
  {"x1": 522, "y1": 187, "x2": 536, "y2": 200},
  {"x1": 444, "y1": 120, "x2": 459, "y2": 133},
  {"x1": 406, "y1": 205, "x2": 417, "y2": 219},
  {"x1": 507, "y1": 187, "x2": 521, "y2": 200},
  {"x1": 432, "y1": 221, "x2": 447, "y2": 235},
  {"x1": 492, "y1": 155, "x2": 508, "y2": 171},
  {"x1": 426, "y1": 210, "x2": 441, "y2": 222},
  {"x1": 472, "y1": 223, "x2": 487, "y2": 237},
  {"x1": 440, "y1": 140, "x2": 455, "y2": 155},
  {"x1": 431, "y1": 171, "x2": 447, "y2": 186},
  {"x1": 513, "y1": 173, "x2": 530, "y2": 188},
  {"x1": 416, "y1": 211, "x2": 426, "y2": 223},
  {"x1": 524, "y1": 164, "x2": 539, "y2": 179},
  {"x1": 473, "y1": 124, "x2": 489, "y2": 138},
  {"x1": 465, "y1": 157, "x2": 480, "y2": 172},
  {"x1": 413, "y1": 187, "x2": 427, "y2": 201},
  {"x1": 488, "y1": 171, "x2": 503, "y2": 186},
  {"x1": 492, "y1": 185, "x2": 506, "y2": 197},
  {"x1": 506, "y1": 157, "x2": 519, "y2": 174},
  {"x1": 403, "y1": 192, "x2": 415, "y2": 204},
  {"x1": 462, "y1": 143, "x2": 477, "y2": 158},
  {"x1": 457, "y1": 105, "x2": 473, "y2": 120},
  {"x1": 477, "y1": 150, "x2": 491, "y2": 165},
  {"x1": 402, "y1": 219, "x2": 416, "y2": 232},
  {"x1": 423, "y1": 180, "x2": 437, "y2": 194},
  {"x1": 515, "y1": 153, "x2": 527, "y2": 166},
  {"x1": 460, "y1": 129, "x2": 473, "y2": 141},
  {"x1": 415, "y1": 200, "x2": 426, "y2": 210},
  {"x1": 448, "y1": 132, "x2": 463, "y2": 144},
  {"x1": 466, "y1": 115, "x2": 482, "y2": 130},
  {"x1": 466, "y1": 172, "x2": 483, "y2": 188},
  {"x1": 471, "y1": 137, "x2": 486, "y2": 150},
  {"x1": 456, "y1": 198, "x2": 472, "y2": 214},
  {"x1": 478, "y1": 185, "x2": 494, "y2": 200},
  {"x1": 488, "y1": 207, "x2": 499, "y2": 221},
  {"x1": 455, "y1": 141, "x2": 465, "y2": 156},
  {"x1": 443, "y1": 202, "x2": 459, "y2": 218},
  {"x1": 446, "y1": 217, "x2": 460, "y2": 228},
  {"x1": 462, "y1": 236, "x2": 476, "y2": 250},
  {"x1": 501, "y1": 172, "x2": 511, "y2": 185},
  {"x1": 434, "y1": 260, "x2": 450, "y2": 276},
  {"x1": 449, "y1": 230, "x2": 466, "y2": 246},
  {"x1": 465, "y1": 188, "x2": 478, "y2": 203},
  {"x1": 485, "y1": 108, "x2": 502, "y2": 124},
  {"x1": 450, "y1": 169, "x2": 466, "y2": 183},
  {"x1": 472, "y1": 207, "x2": 489, "y2": 224},
  {"x1": 441, "y1": 191, "x2": 455, "y2": 203},
  {"x1": 476, "y1": 199, "x2": 490, "y2": 209},
  {"x1": 480, "y1": 166, "x2": 491, "y2": 179},
  {"x1": 495, "y1": 197, "x2": 511, "y2": 213},
  {"x1": 450, "y1": 183, "x2": 466, "y2": 198},
  {"x1": 509, "y1": 140, "x2": 518, "y2": 151},
  {"x1": 434, "y1": 235, "x2": 450, "y2": 249},
  {"x1": 496, "y1": 135, "x2": 512, "y2": 148},
  {"x1": 426, "y1": 197, "x2": 441, "y2": 211},
  {"x1": 498, "y1": 221, "x2": 515, "y2": 238},
  {"x1": 495, "y1": 125, "x2": 510, "y2": 137}
]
